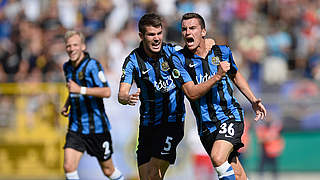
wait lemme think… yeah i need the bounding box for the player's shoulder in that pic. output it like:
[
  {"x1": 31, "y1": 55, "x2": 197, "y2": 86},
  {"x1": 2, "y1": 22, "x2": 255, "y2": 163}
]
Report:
[
  {"x1": 170, "y1": 50, "x2": 183, "y2": 60},
  {"x1": 212, "y1": 44, "x2": 232, "y2": 53},
  {"x1": 172, "y1": 46, "x2": 192, "y2": 59},
  {"x1": 63, "y1": 60, "x2": 71, "y2": 70},
  {"x1": 122, "y1": 49, "x2": 139, "y2": 69},
  {"x1": 163, "y1": 42, "x2": 183, "y2": 54},
  {"x1": 125, "y1": 48, "x2": 139, "y2": 61},
  {"x1": 63, "y1": 61, "x2": 69, "y2": 67},
  {"x1": 86, "y1": 57, "x2": 100, "y2": 67}
]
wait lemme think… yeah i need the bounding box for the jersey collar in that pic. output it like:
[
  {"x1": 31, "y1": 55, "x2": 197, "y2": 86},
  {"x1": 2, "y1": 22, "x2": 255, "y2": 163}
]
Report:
[
  {"x1": 182, "y1": 45, "x2": 214, "y2": 59},
  {"x1": 69, "y1": 52, "x2": 90, "y2": 70}
]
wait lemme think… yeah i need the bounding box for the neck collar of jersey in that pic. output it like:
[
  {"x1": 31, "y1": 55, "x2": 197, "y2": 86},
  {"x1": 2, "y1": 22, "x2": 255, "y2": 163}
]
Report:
[
  {"x1": 182, "y1": 45, "x2": 214, "y2": 59},
  {"x1": 69, "y1": 52, "x2": 90, "y2": 69}
]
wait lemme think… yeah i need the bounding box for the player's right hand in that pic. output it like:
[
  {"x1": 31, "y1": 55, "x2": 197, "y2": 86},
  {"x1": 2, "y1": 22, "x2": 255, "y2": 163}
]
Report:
[
  {"x1": 217, "y1": 61, "x2": 230, "y2": 77},
  {"x1": 128, "y1": 88, "x2": 140, "y2": 106},
  {"x1": 61, "y1": 106, "x2": 69, "y2": 117}
]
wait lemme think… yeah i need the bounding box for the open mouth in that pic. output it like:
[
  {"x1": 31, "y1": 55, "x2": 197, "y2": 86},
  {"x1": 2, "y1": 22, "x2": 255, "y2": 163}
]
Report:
[
  {"x1": 186, "y1": 37, "x2": 194, "y2": 46},
  {"x1": 152, "y1": 42, "x2": 161, "y2": 49}
]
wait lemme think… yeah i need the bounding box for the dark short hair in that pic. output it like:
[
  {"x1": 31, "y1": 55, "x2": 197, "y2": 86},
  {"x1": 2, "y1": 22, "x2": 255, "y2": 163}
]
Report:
[
  {"x1": 138, "y1": 13, "x2": 163, "y2": 34},
  {"x1": 181, "y1": 13, "x2": 205, "y2": 29}
]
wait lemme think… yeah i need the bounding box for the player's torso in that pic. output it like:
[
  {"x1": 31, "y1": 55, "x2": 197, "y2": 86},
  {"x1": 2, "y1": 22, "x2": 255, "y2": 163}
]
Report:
[
  {"x1": 183, "y1": 47, "x2": 233, "y2": 106},
  {"x1": 64, "y1": 58, "x2": 110, "y2": 134},
  {"x1": 131, "y1": 44, "x2": 185, "y2": 126},
  {"x1": 179, "y1": 46, "x2": 243, "y2": 128}
]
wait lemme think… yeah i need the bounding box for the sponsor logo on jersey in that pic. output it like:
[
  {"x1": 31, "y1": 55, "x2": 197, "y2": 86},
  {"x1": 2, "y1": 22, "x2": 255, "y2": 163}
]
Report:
[
  {"x1": 154, "y1": 76, "x2": 176, "y2": 93},
  {"x1": 196, "y1": 72, "x2": 215, "y2": 84}
]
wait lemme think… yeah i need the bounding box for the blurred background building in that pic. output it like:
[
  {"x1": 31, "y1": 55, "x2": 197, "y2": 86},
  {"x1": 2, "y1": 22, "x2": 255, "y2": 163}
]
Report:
[{"x1": 0, "y1": 0, "x2": 319, "y2": 179}]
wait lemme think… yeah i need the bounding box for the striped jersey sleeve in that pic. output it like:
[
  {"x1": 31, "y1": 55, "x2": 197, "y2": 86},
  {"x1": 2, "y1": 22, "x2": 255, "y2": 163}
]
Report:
[
  {"x1": 169, "y1": 51, "x2": 193, "y2": 86},
  {"x1": 218, "y1": 45, "x2": 238, "y2": 75},
  {"x1": 120, "y1": 56, "x2": 135, "y2": 84},
  {"x1": 87, "y1": 60, "x2": 109, "y2": 87}
]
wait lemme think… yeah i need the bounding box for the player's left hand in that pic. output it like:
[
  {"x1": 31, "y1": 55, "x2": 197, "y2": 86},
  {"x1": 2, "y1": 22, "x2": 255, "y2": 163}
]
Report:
[
  {"x1": 252, "y1": 99, "x2": 267, "y2": 121},
  {"x1": 67, "y1": 79, "x2": 81, "y2": 94}
]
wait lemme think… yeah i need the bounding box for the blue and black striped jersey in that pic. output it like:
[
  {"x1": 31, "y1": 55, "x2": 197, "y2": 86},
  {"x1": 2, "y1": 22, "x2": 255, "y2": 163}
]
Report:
[
  {"x1": 63, "y1": 52, "x2": 111, "y2": 134},
  {"x1": 169, "y1": 45, "x2": 244, "y2": 135},
  {"x1": 120, "y1": 42, "x2": 185, "y2": 127}
]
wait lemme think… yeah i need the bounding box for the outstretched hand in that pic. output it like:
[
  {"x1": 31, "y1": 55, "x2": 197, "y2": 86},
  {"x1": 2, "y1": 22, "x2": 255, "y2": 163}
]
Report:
[
  {"x1": 128, "y1": 88, "x2": 141, "y2": 106},
  {"x1": 252, "y1": 99, "x2": 267, "y2": 121}
]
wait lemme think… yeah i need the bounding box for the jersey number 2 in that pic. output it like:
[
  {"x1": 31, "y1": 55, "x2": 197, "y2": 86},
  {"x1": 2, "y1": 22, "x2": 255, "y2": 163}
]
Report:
[{"x1": 102, "y1": 141, "x2": 111, "y2": 158}]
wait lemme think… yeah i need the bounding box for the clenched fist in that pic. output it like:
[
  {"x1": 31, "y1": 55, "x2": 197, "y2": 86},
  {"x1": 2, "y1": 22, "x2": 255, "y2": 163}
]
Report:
[{"x1": 217, "y1": 61, "x2": 230, "y2": 77}]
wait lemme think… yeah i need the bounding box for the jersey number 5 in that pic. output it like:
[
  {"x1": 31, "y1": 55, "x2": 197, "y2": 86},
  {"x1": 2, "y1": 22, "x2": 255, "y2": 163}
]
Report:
[{"x1": 163, "y1": 136, "x2": 173, "y2": 151}]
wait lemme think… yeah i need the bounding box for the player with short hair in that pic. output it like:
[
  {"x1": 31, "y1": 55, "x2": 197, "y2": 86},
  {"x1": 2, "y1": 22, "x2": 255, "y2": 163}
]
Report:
[
  {"x1": 169, "y1": 13, "x2": 267, "y2": 180},
  {"x1": 61, "y1": 30, "x2": 124, "y2": 180},
  {"x1": 118, "y1": 13, "x2": 186, "y2": 180}
]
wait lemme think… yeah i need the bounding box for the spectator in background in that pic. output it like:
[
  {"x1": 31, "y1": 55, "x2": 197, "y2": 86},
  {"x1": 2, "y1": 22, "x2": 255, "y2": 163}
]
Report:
[
  {"x1": 61, "y1": 30, "x2": 124, "y2": 180},
  {"x1": 256, "y1": 112, "x2": 284, "y2": 180}
]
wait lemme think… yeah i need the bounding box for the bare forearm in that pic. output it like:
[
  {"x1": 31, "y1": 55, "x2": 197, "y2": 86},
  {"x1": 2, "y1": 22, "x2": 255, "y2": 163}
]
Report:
[
  {"x1": 233, "y1": 72, "x2": 257, "y2": 103},
  {"x1": 68, "y1": 79, "x2": 111, "y2": 98},
  {"x1": 83, "y1": 87, "x2": 111, "y2": 98},
  {"x1": 118, "y1": 93, "x2": 130, "y2": 105},
  {"x1": 184, "y1": 74, "x2": 222, "y2": 100},
  {"x1": 118, "y1": 82, "x2": 133, "y2": 105}
]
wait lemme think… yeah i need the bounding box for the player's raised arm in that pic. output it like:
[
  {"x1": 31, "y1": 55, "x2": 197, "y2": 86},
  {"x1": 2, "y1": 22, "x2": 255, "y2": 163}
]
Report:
[{"x1": 182, "y1": 61, "x2": 230, "y2": 101}]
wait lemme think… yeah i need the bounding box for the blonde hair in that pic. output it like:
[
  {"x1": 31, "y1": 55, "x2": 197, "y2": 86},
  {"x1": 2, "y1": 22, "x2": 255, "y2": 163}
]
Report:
[{"x1": 64, "y1": 30, "x2": 85, "y2": 43}]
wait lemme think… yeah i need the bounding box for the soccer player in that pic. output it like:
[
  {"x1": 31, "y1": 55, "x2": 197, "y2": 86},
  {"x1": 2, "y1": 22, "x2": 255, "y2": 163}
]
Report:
[
  {"x1": 61, "y1": 30, "x2": 124, "y2": 180},
  {"x1": 169, "y1": 13, "x2": 267, "y2": 180},
  {"x1": 118, "y1": 13, "x2": 186, "y2": 180}
]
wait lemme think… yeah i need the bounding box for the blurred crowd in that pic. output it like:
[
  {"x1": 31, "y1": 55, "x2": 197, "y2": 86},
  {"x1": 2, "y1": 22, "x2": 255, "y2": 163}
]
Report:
[{"x1": 0, "y1": 0, "x2": 319, "y2": 129}]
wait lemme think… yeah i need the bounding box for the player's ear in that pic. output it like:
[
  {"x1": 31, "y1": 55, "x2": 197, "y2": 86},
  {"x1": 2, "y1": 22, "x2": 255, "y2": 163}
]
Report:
[
  {"x1": 139, "y1": 32, "x2": 143, "y2": 40},
  {"x1": 201, "y1": 28, "x2": 207, "y2": 38},
  {"x1": 81, "y1": 43, "x2": 86, "y2": 51}
]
